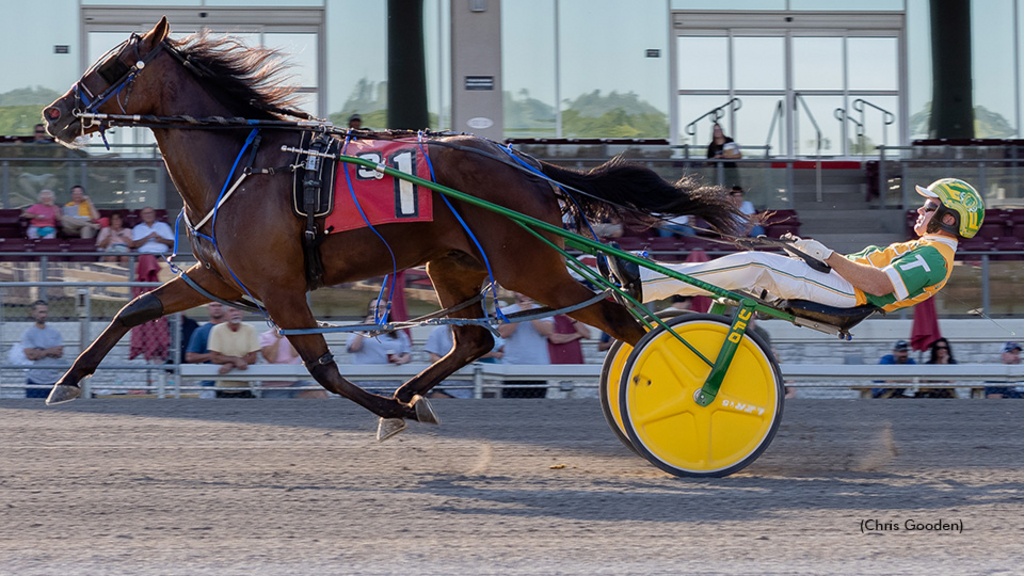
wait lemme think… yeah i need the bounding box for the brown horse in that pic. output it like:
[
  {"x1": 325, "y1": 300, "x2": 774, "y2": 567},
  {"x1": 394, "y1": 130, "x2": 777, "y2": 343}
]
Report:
[{"x1": 42, "y1": 18, "x2": 742, "y2": 435}]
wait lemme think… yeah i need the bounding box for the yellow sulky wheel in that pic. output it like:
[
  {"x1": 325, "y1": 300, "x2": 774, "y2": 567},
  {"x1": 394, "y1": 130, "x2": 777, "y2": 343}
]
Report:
[
  {"x1": 598, "y1": 339, "x2": 637, "y2": 454},
  {"x1": 618, "y1": 314, "x2": 783, "y2": 478}
]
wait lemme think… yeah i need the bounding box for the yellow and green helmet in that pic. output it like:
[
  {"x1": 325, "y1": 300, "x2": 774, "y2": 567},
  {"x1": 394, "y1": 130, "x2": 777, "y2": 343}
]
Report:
[{"x1": 915, "y1": 178, "x2": 985, "y2": 239}]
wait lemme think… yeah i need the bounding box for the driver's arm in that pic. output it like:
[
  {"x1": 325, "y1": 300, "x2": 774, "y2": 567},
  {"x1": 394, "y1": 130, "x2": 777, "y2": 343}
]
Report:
[{"x1": 824, "y1": 254, "x2": 895, "y2": 297}]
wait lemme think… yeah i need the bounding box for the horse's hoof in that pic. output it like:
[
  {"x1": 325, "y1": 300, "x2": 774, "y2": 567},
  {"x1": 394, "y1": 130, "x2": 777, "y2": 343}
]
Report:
[
  {"x1": 46, "y1": 384, "x2": 81, "y2": 406},
  {"x1": 412, "y1": 395, "x2": 441, "y2": 425},
  {"x1": 376, "y1": 418, "x2": 406, "y2": 442}
]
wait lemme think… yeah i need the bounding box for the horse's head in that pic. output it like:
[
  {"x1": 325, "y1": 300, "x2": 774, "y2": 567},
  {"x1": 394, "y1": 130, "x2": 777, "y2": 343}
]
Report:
[{"x1": 43, "y1": 17, "x2": 170, "y2": 147}]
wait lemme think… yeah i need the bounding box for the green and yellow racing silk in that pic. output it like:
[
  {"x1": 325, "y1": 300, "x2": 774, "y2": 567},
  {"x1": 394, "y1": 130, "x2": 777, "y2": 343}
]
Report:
[{"x1": 845, "y1": 235, "x2": 958, "y2": 312}]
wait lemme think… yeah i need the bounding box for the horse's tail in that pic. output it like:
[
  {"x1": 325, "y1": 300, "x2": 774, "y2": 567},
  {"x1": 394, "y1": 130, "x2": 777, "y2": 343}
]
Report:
[{"x1": 538, "y1": 156, "x2": 747, "y2": 236}]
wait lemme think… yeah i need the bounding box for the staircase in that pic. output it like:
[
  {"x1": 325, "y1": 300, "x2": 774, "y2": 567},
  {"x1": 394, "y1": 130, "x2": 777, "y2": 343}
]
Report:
[{"x1": 788, "y1": 167, "x2": 907, "y2": 254}]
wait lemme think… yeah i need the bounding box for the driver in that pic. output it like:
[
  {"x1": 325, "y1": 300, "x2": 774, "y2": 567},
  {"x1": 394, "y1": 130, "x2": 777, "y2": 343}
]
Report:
[{"x1": 612, "y1": 178, "x2": 984, "y2": 313}]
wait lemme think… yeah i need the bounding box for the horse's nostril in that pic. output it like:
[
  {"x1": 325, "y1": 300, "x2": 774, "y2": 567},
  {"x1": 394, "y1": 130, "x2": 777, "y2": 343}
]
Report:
[{"x1": 45, "y1": 107, "x2": 61, "y2": 120}]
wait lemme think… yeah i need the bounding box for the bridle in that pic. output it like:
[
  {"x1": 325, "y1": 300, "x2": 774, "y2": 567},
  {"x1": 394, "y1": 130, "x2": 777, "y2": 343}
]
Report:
[{"x1": 71, "y1": 33, "x2": 168, "y2": 146}]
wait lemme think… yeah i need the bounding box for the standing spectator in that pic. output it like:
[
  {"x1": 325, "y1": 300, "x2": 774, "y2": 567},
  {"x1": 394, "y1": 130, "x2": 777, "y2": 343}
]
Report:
[
  {"x1": 872, "y1": 340, "x2": 915, "y2": 399},
  {"x1": 918, "y1": 337, "x2": 958, "y2": 398},
  {"x1": 186, "y1": 302, "x2": 227, "y2": 399},
  {"x1": 347, "y1": 113, "x2": 363, "y2": 130},
  {"x1": 728, "y1": 186, "x2": 765, "y2": 237},
  {"x1": 984, "y1": 342, "x2": 1023, "y2": 399},
  {"x1": 423, "y1": 325, "x2": 504, "y2": 398},
  {"x1": 658, "y1": 215, "x2": 695, "y2": 238},
  {"x1": 346, "y1": 300, "x2": 412, "y2": 394},
  {"x1": 547, "y1": 315, "x2": 590, "y2": 364},
  {"x1": 207, "y1": 307, "x2": 261, "y2": 398},
  {"x1": 259, "y1": 329, "x2": 328, "y2": 398},
  {"x1": 130, "y1": 206, "x2": 174, "y2": 254},
  {"x1": 21, "y1": 189, "x2": 61, "y2": 239},
  {"x1": 60, "y1": 185, "x2": 100, "y2": 239},
  {"x1": 497, "y1": 292, "x2": 554, "y2": 398},
  {"x1": 707, "y1": 122, "x2": 742, "y2": 188},
  {"x1": 95, "y1": 211, "x2": 133, "y2": 262},
  {"x1": 19, "y1": 300, "x2": 63, "y2": 399}
]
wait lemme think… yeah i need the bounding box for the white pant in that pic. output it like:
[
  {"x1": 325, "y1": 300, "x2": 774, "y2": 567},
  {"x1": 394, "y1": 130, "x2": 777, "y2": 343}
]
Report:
[{"x1": 639, "y1": 252, "x2": 859, "y2": 308}]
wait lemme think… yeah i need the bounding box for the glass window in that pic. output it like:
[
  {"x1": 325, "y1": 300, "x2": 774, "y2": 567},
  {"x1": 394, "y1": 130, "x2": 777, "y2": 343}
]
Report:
[
  {"x1": 849, "y1": 95, "x2": 899, "y2": 153},
  {"x1": 732, "y1": 95, "x2": 786, "y2": 156},
  {"x1": 972, "y1": 0, "x2": 1017, "y2": 138},
  {"x1": 847, "y1": 37, "x2": 898, "y2": 91},
  {"x1": 502, "y1": 0, "x2": 557, "y2": 137},
  {"x1": 264, "y1": 32, "x2": 318, "y2": 89},
  {"x1": 671, "y1": 0, "x2": 784, "y2": 8},
  {"x1": 906, "y1": 0, "x2": 932, "y2": 140},
  {"x1": 423, "y1": 0, "x2": 450, "y2": 130},
  {"x1": 789, "y1": 0, "x2": 904, "y2": 10},
  {"x1": 558, "y1": 0, "x2": 669, "y2": 138},
  {"x1": 733, "y1": 37, "x2": 785, "y2": 91},
  {"x1": 677, "y1": 36, "x2": 729, "y2": 91},
  {"x1": 792, "y1": 37, "x2": 843, "y2": 91},
  {"x1": 326, "y1": 1, "x2": 387, "y2": 128},
  {"x1": 793, "y1": 95, "x2": 843, "y2": 156}
]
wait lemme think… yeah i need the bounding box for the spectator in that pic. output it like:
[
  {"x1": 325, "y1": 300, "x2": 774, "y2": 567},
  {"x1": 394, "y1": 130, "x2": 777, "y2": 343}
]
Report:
[
  {"x1": 707, "y1": 122, "x2": 741, "y2": 188},
  {"x1": 185, "y1": 302, "x2": 227, "y2": 398},
  {"x1": 547, "y1": 315, "x2": 590, "y2": 364},
  {"x1": 346, "y1": 300, "x2": 412, "y2": 394},
  {"x1": 918, "y1": 337, "x2": 957, "y2": 398},
  {"x1": 872, "y1": 339, "x2": 915, "y2": 399},
  {"x1": 347, "y1": 113, "x2": 362, "y2": 130},
  {"x1": 207, "y1": 307, "x2": 261, "y2": 398},
  {"x1": 259, "y1": 329, "x2": 328, "y2": 399},
  {"x1": 33, "y1": 123, "x2": 52, "y2": 144},
  {"x1": 95, "y1": 212, "x2": 133, "y2": 262},
  {"x1": 728, "y1": 186, "x2": 765, "y2": 237},
  {"x1": 423, "y1": 325, "x2": 504, "y2": 398},
  {"x1": 591, "y1": 215, "x2": 623, "y2": 239},
  {"x1": 497, "y1": 292, "x2": 554, "y2": 398},
  {"x1": 21, "y1": 189, "x2": 61, "y2": 239},
  {"x1": 19, "y1": 300, "x2": 63, "y2": 399},
  {"x1": 984, "y1": 342, "x2": 1023, "y2": 399},
  {"x1": 658, "y1": 214, "x2": 695, "y2": 238},
  {"x1": 60, "y1": 185, "x2": 100, "y2": 239},
  {"x1": 130, "y1": 206, "x2": 174, "y2": 254}
]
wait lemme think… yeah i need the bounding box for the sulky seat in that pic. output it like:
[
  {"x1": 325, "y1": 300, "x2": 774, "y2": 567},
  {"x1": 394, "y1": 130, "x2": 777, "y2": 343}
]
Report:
[{"x1": 776, "y1": 299, "x2": 880, "y2": 338}]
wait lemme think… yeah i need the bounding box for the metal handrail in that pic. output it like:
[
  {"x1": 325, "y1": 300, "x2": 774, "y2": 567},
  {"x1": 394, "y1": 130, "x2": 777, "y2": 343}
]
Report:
[
  {"x1": 764, "y1": 99, "x2": 785, "y2": 157},
  {"x1": 683, "y1": 97, "x2": 742, "y2": 145},
  {"x1": 852, "y1": 98, "x2": 896, "y2": 149}
]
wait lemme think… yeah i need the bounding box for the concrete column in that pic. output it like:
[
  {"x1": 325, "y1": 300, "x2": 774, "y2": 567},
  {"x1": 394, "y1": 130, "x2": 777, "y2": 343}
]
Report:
[
  {"x1": 929, "y1": 0, "x2": 973, "y2": 139},
  {"x1": 450, "y1": 0, "x2": 503, "y2": 140}
]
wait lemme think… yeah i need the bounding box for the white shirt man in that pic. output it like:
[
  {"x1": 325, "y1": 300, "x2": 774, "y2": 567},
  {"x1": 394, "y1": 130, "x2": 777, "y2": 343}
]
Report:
[{"x1": 130, "y1": 207, "x2": 174, "y2": 254}]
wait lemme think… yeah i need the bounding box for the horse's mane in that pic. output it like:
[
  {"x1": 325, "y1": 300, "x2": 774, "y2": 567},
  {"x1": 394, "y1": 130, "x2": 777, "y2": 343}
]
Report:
[{"x1": 167, "y1": 32, "x2": 303, "y2": 120}]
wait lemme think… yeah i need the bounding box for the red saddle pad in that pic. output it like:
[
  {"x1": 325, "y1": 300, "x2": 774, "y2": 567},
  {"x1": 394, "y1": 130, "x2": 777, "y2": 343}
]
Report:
[{"x1": 326, "y1": 139, "x2": 434, "y2": 234}]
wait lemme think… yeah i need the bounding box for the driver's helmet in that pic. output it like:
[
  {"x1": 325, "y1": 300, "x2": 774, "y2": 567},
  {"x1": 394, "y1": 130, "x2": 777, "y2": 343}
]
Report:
[{"x1": 915, "y1": 178, "x2": 985, "y2": 239}]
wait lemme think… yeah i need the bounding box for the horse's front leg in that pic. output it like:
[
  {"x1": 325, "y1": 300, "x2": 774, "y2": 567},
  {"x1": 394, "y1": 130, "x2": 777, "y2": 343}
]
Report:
[
  {"x1": 46, "y1": 265, "x2": 236, "y2": 405},
  {"x1": 262, "y1": 292, "x2": 423, "y2": 436}
]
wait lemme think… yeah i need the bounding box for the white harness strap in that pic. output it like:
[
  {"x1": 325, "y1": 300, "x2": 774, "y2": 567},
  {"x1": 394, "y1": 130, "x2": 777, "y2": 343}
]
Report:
[{"x1": 190, "y1": 172, "x2": 249, "y2": 233}]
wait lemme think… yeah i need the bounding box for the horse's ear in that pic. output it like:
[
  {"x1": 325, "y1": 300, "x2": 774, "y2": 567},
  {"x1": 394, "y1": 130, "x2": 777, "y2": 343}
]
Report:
[{"x1": 144, "y1": 16, "x2": 169, "y2": 47}]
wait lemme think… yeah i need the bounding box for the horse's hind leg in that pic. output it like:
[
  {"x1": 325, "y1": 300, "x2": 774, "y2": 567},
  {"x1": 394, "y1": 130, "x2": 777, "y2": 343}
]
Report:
[
  {"x1": 394, "y1": 255, "x2": 492, "y2": 404},
  {"x1": 261, "y1": 291, "x2": 420, "y2": 422},
  {"x1": 47, "y1": 265, "x2": 235, "y2": 404}
]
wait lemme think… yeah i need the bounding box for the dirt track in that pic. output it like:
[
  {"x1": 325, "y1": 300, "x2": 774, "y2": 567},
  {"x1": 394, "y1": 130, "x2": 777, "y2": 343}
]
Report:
[{"x1": 1, "y1": 398, "x2": 1022, "y2": 575}]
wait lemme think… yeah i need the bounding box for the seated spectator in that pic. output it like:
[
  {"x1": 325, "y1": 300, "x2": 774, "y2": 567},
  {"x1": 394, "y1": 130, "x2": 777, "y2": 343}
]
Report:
[
  {"x1": 60, "y1": 185, "x2": 100, "y2": 239},
  {"x1": 21, "y1": 189, "x2": 61, "y2": 239},
  {"x1": 729, "y1": 186, "x2": 765, "y2": 237},
  {"x1": 207, "y1": 307, "x2": 261, "y2": 398},
  {"x1": 496, "y1": 292, "x2": 553, "y2": 398},
  {"x1": 130, "y1": 206, "x2": 174, "y2": 254},
  {"x1": 872, "y1": 339, "x2": 915, "y2": 399},
  {"x1": 985, "y1": 341, "x2": 1023, "y2": 399},
  {"x1": 259, "y1": 329, "x2": 328, "y2": 398},
  {"x1": 33, "y1": 124, "x2": 53, "y2": 144},
  {"x1": 95, "y1": 212, "x2": 133, "y2": 262},
  {"x1": 346, "y1": 300, "x2": 412, "y2": 394},
  {"x1": 918, "y1": 337, "x2": 957, "y2": 398},
  {"x1": 658, "y1": 215, "x2": 695, "y2": 238}
]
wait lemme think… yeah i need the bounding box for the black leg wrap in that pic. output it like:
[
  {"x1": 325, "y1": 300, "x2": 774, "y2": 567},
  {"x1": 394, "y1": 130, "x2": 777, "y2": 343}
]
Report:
[
  {"x1": 115, "y1": 293, "x2": 165, "y2": 328},
  {"x1": 304, "y1": 352, "x2": 335, "y2": 373}
]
